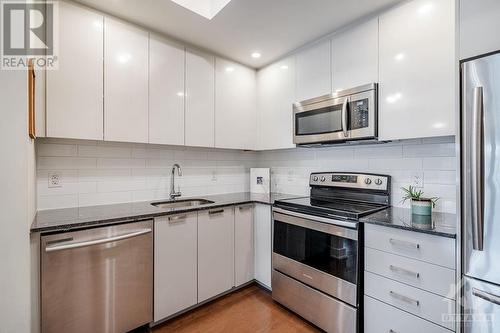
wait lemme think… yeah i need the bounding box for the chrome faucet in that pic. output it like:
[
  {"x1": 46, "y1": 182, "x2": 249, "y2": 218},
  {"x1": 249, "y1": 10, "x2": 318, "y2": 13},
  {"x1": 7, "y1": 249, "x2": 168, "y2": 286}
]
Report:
[{"x1": 170, "y1": 163, "x2": 182, "y2": 200}]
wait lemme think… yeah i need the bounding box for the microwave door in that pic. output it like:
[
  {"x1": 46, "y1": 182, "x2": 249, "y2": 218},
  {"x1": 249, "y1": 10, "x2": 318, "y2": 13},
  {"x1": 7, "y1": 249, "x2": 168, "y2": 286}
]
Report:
[{"x1": 294, "y1": 96, "x2": 350, "y2": 144}]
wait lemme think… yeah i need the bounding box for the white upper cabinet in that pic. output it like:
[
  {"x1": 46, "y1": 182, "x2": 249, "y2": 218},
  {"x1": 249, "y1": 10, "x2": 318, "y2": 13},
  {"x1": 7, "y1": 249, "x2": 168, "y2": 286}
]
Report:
[
  {"x1": 104, "y1": 17, "x2": 149, "y2": 143},
  {"x1": 46, "y1": 2, "x2": 103, "y2": 140},
  {"x1": 331, "y1": 18, "x2": 379, "y2": 92},
  {"x1": 185, "y1": 48, "x2": 215, "y2": 148},
  {"x1": 149, "y1": 35, "x2": 185, "y2": 146},
  {"x1": 257, "y1": 57, "x2": 295, "y2": 150},
  {"x1": 460, "y1": 0, "x2": 500, "y2": 59},
  {"x1": 378, "y1": 0, "x2": 455, "y2": 141},
  {"x1": 215, "y1": 58, "x2": 257, "y2": 150},
  {"x1": 295, "y1": 39, "x2": 331, "y2": 101}
]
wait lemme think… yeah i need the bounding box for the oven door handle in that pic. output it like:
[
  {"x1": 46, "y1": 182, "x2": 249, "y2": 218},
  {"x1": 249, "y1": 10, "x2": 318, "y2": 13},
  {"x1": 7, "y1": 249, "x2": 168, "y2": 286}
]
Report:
[
  {"x1": 273, "y1": 208, "x2": 358, "y2": 240},
  {"x1": 273, "y1": 207, "x2": 358, "y2": 229}
]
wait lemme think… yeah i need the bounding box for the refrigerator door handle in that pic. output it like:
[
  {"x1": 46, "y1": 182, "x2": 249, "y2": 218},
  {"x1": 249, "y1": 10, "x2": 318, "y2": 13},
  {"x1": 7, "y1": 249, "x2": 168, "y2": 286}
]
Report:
[
  {"x1": 472, "y1": 287, "x2": 500, "y2": 306},
  {"x1": 471, "y1": 86, "x2": 485, "y2": 251}
]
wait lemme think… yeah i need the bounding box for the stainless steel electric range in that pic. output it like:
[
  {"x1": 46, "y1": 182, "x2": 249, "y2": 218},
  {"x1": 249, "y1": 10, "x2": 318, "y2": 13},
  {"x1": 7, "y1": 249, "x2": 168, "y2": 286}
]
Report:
[{"x1": 272, "y1": 172, "x2": 391, "y2": 333}]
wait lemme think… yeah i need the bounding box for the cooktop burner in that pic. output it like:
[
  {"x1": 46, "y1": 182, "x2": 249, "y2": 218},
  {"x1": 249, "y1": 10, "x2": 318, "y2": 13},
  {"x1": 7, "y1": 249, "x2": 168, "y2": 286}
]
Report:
[{"x1": 274, "y1": 172, "x2": 391, "y2": 221}]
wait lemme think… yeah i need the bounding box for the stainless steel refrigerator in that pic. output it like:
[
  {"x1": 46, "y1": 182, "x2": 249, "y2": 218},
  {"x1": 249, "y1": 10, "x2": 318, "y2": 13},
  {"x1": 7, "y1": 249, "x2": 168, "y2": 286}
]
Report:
[{"x1": 462, "y1": 52, "x2": 500, "y2": 332}]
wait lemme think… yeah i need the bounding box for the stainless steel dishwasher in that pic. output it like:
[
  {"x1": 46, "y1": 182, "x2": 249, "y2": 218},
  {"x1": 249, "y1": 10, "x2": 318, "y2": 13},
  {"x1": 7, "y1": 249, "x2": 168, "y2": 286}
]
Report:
[{"x1": 41, "y1": 220, "x2": 153, "y2": 333}]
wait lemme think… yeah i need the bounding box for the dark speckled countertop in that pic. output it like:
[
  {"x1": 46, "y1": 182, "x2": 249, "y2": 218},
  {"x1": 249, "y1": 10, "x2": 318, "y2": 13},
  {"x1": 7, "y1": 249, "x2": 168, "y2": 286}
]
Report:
[
  {"x1": 31, "y1": 192, "x2": 297, "y2": 233},
  {"x1": 359, "y1": 207, "x2": 457, "y2": 238}
]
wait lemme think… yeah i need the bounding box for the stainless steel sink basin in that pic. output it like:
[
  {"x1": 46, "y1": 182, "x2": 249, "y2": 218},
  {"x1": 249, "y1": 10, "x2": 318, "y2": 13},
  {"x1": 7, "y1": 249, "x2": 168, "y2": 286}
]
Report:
[{"x1": 151, "y1": 199, "x2": 214, "y2": 209}]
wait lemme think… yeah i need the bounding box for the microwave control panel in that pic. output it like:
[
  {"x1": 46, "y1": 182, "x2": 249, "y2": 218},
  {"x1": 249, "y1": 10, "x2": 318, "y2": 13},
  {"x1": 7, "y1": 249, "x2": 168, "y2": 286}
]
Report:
[{"x1": 350, "y1": 98, "x2": 369, "y2": 130}]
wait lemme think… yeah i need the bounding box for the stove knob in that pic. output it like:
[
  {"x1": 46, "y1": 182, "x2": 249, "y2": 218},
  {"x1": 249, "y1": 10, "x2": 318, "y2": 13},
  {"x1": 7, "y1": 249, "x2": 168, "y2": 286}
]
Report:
[
  {"x1": 313, "y1": 176, "x2": 319, "y2": 181},
  {"x1": 320, "y1": 176, "x2": 326, "y2": 182},
  {"x1": 364, "y1": 178, "x2": 372, "y2": 185},
  {"x1": 375, "y1": 178, "x2": 383, "y2": 185}
]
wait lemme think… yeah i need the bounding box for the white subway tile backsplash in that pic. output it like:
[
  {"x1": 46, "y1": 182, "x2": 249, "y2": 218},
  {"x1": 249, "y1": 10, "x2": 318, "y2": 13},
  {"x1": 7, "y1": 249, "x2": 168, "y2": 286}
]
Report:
[{"x1": 36, "y1": 137, "x2": 458, "y2": 214}]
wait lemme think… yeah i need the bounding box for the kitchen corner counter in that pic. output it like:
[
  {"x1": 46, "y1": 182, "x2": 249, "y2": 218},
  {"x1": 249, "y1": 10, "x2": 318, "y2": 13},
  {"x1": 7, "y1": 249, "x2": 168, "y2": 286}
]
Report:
[
  {"x1": 359, "y1": 207, "x2": 457, "y2": 238},
  {"x1": 31, "y1": 192, "x2": 297, "y2": 233}
]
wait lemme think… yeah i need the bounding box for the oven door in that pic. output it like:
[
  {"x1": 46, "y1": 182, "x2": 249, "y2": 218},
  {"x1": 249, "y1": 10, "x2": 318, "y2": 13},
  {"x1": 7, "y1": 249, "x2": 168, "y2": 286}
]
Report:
[
  {"x1": 272, "y1": 208, "x2": 359, "y2": 306},
  {"x1": 293, "y1": 95, "x2": 350, "y2": 144}
]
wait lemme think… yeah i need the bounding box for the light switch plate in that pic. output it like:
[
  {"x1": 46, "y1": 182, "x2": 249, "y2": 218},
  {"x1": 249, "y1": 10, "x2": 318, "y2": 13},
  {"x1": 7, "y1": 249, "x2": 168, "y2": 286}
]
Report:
[{"x1": 410, "y1": 171, "x2": 424, "y2": 188}]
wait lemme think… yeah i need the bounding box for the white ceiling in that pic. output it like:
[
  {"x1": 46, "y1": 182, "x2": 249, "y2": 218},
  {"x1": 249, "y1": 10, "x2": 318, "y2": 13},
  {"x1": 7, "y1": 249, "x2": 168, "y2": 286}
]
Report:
[{"x1": 75, "y1": 0, "x2": 403, "y2": 68}]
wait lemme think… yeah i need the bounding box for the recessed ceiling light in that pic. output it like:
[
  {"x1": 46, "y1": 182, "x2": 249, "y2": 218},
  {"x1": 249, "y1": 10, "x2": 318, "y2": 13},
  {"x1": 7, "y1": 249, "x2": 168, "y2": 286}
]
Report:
[
  {"x1": 280, "y1": 65, "x2": 288, "y2": 70},
  {"x1": 225, "y1": 67, "x2": 235, "y2": 72},
  {"x1": 176, "y1": 92, "x2": 185, "y2": 97},
  {"x1": 394, "y1": 53, "x2": 405, "y2": 61},
  {"x1": 251, "y1": 52, "x2": 261, "y2": 59}
]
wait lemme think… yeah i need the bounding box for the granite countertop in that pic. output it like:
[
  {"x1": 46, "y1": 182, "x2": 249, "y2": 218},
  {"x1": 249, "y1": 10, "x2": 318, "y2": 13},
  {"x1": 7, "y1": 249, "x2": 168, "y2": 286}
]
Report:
[
  {"x1": 359, "y1": 207, "x2": 457, "y2": 238},
  {"x1": 31, "y1": 192, "x2": 297, "y2": 233}
]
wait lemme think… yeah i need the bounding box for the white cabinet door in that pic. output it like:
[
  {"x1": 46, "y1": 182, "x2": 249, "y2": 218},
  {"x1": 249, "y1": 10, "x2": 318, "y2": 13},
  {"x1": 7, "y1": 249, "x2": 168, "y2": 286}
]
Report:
[
  {"x1": 149, "y1": 35, "x2": 185, "y2": 145},
  {"x1": 154, "y1": 213, "x2": 197, "y2": 321},
  {"x1": 460, "y1": 0, "x2": 500, "y2": 60},
  {"x1": 104, "y1": 17, "x2": 149, "y2": 143},
  {"x1": 215, "y1": 58, "x2": 257, "y2": 150},
  {"x1": 46, "y1": 2, "x2": 103, "y2": 140},
  {"x1": 295, "y1": 40, "x2": 331, "y2": 101},
  {"x1": 254, "y1": 204, "x2": 272, "y2": 289},
  {"x1": 331, "y1": 18, "x2": 378, "y2": 92},
  {"x1": 234, "y1": 204, "x2": 254, "y2": 286},
  {"x1": 198, "y1": 207, "x2": 235, "y2": 302},
  {"x1": 185, "y1": 48, "x2": 215, "y2": 148},
  {"x1": 257, "y1": 57, "x2": 295, "y2": 150},
  {"x1": 378, "y1": 0, "x2": 455, "y2": 140}
]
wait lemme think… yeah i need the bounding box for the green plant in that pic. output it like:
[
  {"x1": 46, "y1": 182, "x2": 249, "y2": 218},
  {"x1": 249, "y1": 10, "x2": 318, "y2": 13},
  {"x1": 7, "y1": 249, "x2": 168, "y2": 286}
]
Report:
[{"x1": 401, "y1": 185, "x2": 439, "y2": 208}]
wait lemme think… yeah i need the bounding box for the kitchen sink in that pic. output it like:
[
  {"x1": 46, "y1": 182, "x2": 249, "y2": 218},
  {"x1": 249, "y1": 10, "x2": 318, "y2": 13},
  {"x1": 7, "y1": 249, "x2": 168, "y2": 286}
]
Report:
[{"x1": 151, "y1": 199, "x2": 215, "y2": 209}]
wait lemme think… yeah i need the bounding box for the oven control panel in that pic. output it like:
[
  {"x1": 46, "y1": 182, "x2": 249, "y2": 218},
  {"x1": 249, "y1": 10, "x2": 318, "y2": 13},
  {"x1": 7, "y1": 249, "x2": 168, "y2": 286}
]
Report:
[{"x1": 310, "y1": 172, "x2": 389, "y2": 191}]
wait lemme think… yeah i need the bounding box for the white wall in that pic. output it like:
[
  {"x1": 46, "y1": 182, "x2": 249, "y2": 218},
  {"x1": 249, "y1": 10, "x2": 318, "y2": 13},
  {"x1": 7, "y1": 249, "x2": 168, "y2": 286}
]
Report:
[
  {"x1": 0, "y1": 70, "x2": 37, "y2": 332},
  {"x1": 259, "y1": 136, "x2": 457, "y2": 213},
  {"x1": 36, "y1": 138, "x2": 257, "y2": 210}
]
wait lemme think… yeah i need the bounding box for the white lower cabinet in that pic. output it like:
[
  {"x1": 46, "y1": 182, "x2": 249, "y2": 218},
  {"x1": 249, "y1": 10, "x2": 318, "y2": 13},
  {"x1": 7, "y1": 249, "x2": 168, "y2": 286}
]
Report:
[
  {"x1": 254, "y1": 204, "x2": 272, "y2": 289},
  {"x1": 154, "y1": 213, "x2": 198, "y2": 321},
  {"x1": 198, "y1": 207, "x2": 235, "y2": 302},
  {"x1": 234, "y1": 204, "x2": 254, "y2": 286},
  {"x1": 365, "y1": 296, "x2": 452, "y2": 333}
]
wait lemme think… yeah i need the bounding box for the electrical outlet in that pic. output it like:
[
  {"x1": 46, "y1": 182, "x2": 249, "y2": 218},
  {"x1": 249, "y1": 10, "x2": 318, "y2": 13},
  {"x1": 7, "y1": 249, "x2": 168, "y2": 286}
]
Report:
[
  {"x1": 211, "y1": 170, "x2": 217, "y2": 181},
  {"x1": 410, "y1": 171, "x2": 424, "y2": 188},
  {"x1": 48, "y1": 171, "x2": 62, "y2": 188}
]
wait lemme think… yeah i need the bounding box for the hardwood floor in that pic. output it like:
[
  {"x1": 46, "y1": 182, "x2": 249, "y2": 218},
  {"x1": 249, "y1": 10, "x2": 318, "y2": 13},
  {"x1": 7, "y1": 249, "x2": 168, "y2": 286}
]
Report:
[{"x1": 152, "y1": 284, "x2": 321, "y2": 333}]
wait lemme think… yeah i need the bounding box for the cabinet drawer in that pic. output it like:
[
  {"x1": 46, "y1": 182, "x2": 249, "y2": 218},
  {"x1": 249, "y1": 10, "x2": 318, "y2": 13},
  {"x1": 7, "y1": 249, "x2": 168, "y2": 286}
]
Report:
[
  {"x1": 365, "y1": 295, "x2": 453, "y2": 333},
  {"x1": 365, "y1": 248, "x2": 455, "y2": 298},
  {"x1": 365, "y1": 224, "x2": 455, "y2": 269},
  {"x1": 365, "y1": 271, "x2": 455, "y2": 330}
]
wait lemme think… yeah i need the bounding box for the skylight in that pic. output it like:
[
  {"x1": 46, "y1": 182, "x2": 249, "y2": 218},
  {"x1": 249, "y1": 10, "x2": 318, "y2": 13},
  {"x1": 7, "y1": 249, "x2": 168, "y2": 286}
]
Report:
[{"x1": 170, "y1": 0, "x2": 232, "y2": 20}]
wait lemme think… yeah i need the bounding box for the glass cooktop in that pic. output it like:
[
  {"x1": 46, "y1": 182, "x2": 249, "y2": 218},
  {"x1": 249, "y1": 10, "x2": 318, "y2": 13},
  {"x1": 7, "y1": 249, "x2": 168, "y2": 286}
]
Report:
[{"x1": 274, "y1": 196, "x2": 388, "y2": 220}]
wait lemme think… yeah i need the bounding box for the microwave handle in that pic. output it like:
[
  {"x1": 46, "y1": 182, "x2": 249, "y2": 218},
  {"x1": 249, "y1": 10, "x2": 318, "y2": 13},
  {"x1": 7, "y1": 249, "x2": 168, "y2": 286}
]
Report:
[{"x1": 342, "y1": 97, "x2": 349, "y2": 137}]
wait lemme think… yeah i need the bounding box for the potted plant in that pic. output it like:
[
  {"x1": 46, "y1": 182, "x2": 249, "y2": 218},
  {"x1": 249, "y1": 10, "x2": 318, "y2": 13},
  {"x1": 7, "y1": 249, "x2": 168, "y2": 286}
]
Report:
[{"x1": 401, "y1": 185, "x2": 439, "y2": 216}]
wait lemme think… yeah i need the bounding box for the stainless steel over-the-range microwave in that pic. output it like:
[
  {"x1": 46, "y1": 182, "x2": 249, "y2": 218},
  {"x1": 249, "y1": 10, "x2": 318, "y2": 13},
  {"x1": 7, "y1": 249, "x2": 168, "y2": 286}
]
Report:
[{"x1": 293, "y1": 83, "x2": 378, "y2": 145}]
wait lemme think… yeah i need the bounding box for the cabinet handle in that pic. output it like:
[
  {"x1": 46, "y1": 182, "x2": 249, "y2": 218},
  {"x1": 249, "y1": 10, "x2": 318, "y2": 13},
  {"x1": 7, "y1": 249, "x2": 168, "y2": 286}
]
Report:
[
  {"x1": 389, "y1": 290, "x2": 420, "y2": 307},
  {"x1": 389, "y1": 238, "x2": 420, "y2": 249},
  {"x1": 168, "y1": 215, "x2": 187, "y2": 223},
  {"x1": 389, "y1": 265, "x2": 420, "y2": 279},
  {"x1": 239, "y1": 205, "x2": 253, "y2": 211},
  {"x1": 209, "y1": 209, "x2": 224, "y2": 215}
]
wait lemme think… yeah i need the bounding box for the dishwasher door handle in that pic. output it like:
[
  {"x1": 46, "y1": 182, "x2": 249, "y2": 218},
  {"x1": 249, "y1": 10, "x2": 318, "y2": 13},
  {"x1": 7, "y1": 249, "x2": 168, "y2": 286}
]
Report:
[{"x1": 45, "y1": 228, "x2": 152, "y2": 252}]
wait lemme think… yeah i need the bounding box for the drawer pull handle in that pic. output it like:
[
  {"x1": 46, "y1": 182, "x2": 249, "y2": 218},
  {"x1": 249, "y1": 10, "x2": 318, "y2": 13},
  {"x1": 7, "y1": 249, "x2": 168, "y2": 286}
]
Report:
[
  {"x1": 390, "y1": 265, "x2": 420, "y2": 278},
  {"x1": 209, "y1": 209, "x2": 224, "y2": 215},
  {"x1": 472, "y1": 288, "x2": 500, "y2": 306},
  {"x1": 302, "y1": 273, "x2": 313, "y2": 280},
  {"x1": 389, "y1": 238, "x2": 420, "y2": 249},
  {"x1": 390, "y1": 290, "x2": 420, "y2": 306},
  {"x1": 168, "y1": 215, "x2": 187, "y2": 223}
]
